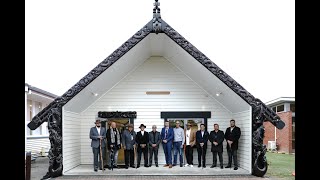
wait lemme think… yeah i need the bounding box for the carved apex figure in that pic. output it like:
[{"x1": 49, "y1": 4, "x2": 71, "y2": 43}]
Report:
[{"x1": 153, "y1": 0, "x2": 161, "y2": 34}]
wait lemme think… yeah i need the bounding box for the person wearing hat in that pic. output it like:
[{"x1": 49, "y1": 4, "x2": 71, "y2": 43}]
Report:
[
  {"x1": 121, "y1": 124, "x2": 137, "y2": 169},
  {"x1": 136, "y1": 124, "x2": 149, "y2": 168},
  {"x1": 89, "y1": 119, "x2": 106, "y2": 172}
]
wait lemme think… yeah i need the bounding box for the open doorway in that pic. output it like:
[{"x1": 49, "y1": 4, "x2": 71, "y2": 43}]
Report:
[
  {"x1": 98, "y1": 111, "x2": 137, "y2": 168},
  {"x1": 102, "y1": 118, "x2": 129, "y2": 167}
]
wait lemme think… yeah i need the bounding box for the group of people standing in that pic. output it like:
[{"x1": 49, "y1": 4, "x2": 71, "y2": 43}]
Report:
[{"x1": 89, "y1": 119, "x2": 241, "y2": 172}]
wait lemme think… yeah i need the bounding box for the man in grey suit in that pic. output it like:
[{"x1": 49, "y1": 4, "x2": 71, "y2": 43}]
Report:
[
  {"x1": 122, "y1": 124, "x2": 136, "y2": 169},
  {"x1": 89, "y1": 119, "x2": 106, "y2": 172},
  {"x1": 149, "y1": 125, "x2": 161, "y2": 167}
]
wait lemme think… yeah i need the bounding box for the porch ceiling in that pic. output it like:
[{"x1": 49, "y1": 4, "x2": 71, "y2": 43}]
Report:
[{"x1": 64, "y1": 33, "x2": 249, "y2": 113}]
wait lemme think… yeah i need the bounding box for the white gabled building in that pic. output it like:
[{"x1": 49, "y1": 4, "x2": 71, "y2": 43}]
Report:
[{"x1": 27, "y1": 1, "x2": 285, "y2": 179}]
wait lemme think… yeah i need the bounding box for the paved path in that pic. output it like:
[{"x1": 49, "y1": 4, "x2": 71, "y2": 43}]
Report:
[
  {"x1": 52, "y1": 176, "x2": 277, "y2": 180},
  {"x1": 31, "y1": 157, "x2": 279, "y2": 180}
]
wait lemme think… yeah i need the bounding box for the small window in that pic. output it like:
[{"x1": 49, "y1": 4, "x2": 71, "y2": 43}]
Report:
[
  {"x1": 272, "y1": 106, "x2": 276, "y2": 112},
  {"x1": 277, "y1": 104, "x2": 284, "y2": 112},
  {"x1": 290, "y1": 103, "x2": 295, "y2": 112}
]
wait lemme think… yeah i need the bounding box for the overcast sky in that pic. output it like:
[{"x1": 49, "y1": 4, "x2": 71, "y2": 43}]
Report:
[{"x1": 25, "y1": 0, "x2": 294, "y2": 103}]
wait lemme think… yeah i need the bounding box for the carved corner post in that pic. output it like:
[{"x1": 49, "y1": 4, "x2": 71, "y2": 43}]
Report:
[
  {"x1": 41, "y1": 107, "x2": 63, "y2": 180},
  {"x1": 251, "y1": 102, "x2": 268, "y2": 177},
  {"x1": 251, "y1": 99, "x2": 285, "y2": 177}
]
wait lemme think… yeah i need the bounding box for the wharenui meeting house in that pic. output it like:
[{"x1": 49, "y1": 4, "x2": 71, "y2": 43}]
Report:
[{"x1": 28, "y1": 1, "x2": 285, "y2": 179}]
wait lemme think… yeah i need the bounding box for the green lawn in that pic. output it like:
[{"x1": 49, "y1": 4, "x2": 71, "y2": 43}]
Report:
[{"x1": 265, "y1": 152, "x2": 295, "y2": 180}]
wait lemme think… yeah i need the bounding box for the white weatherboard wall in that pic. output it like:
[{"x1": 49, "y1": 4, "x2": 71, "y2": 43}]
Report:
[
  {"x1": 63, "y1": 110, "x2": 81, "y2": 174},
  {"x1": 26, "y1": 137, "x2": 50, "y2": 154},
  {"x1": 232, "y1": 109, "x2": 252, "y2": 173},
  {"x1": 80, "y1": 56, "x2": 236, "y2": 165}
]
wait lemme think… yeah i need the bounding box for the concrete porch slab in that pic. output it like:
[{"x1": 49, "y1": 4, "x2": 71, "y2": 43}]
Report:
[{"x1": 64, "y1": 165, "x2": 250, "y2": 176}]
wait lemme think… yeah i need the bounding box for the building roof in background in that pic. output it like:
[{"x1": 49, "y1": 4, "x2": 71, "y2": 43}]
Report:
[
  {"x1": 265, "y1": 97, "x2": 295, "y2": 106},
  {"x1": 25, "y1": 83, "x2": 59, "y2": 99}
]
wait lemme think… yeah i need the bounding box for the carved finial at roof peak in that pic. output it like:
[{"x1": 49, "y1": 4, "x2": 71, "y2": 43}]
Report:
[{"x1": 153, "y1": 0, "x2": 161, "y2": 34}]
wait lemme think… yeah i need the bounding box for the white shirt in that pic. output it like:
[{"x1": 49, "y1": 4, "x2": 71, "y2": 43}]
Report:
[
  {"x1": 201, "y1": 131, "x2": 204, "y2": 137},
  {"x1": 96, "y1": 127, "x2": 101, "y2": 135},
  {"x1": 186, "y1": 129, "x2": 191, "y2": 146},
  {"x1": 231, "y1": 127, "x2": 234, "y2": 132},
  {"x1": 141, "y1": 130, "x2": 144, "y2": 136}
]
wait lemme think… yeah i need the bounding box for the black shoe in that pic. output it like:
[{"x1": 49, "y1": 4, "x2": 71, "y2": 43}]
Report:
[
  {"x1": 108, "y1": 167, "x2": 111, "y2": 170},
  {"x1": 180, "y1": 164, "x2": 183, "y2": 167},
  {"x1": 125, "y1": 166, "x2": 128, "y2": 169},
  {"x1": 220, "y1": 166, "x2": 224, "y2": 169},
  {"x1": 203, "y1": 166, "x2": 206, "y2": 168},
  {"x1": 172, "y1": 164, "x2": 176, "y2": 166},
  {"x1": 137, "y1": 165, "x2": 140, "y2": 168},
  {"x1": 41, "y1": 172, "x2": 51, "y2": 180},
  {"x1": 149, "y1": 164, "x2": 152, "y2": 167},
  {"x1": 225, "y1": 165, "x2": 231, "y2": 168},
  {"x1": 210, "y1": 165, "x2": 215, "y2": 168},
  {"x1": 94, "y1": 169, "x2": 98, "y2": 172},
  {"x1": 144, "y1": 165, "x2": 149, "y2": 167},
  {"x1": 130, "y1": 165, "x2": 135, "y2": 168},
  {"x1": 234, "y1": 167, "x2": 238, "y2": 170},
  {"x1": 113, "y1": 165, "x2": 118, "y2": 168},
  {"x1": 198, "y1": 165, "x2": 201, "y2": 168}
]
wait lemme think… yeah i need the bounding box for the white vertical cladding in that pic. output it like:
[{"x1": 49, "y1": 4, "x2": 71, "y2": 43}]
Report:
[
  {"x1": 232, "y1": 109, "x2": 251, "y2": 173},
  {"x1": 62, "y1": 109, "x2": 81, "y2": 174},
  {"x1": 80, "y1": 56, "x2": 234, "y2": 165}
]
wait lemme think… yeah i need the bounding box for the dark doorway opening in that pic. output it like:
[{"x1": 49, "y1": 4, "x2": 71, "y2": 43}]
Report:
[{"x1": 161, "y1": 111, "x2": 211, "y2": 130}]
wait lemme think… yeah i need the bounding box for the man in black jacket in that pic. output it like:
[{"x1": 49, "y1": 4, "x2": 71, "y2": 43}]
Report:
[
  {"x1": 136, "y1": 124, "x2": 149, "y2": 168},
  {"x1": 224, "y1": 119, "x2": 241, "y2": 170},
  {"x1": 209, "y1": 123, "x2": 224, "y2": 169},
  {"x1": 196, "y1": 124, "x2": 209, "y2": 168},
  {"x1": 148, "y1": 125, "x2": 161, "y2": 167}
]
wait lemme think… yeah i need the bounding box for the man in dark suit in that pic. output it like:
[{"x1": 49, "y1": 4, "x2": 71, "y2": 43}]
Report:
[
  {"x1": 224, "y1": 119, "x2": 241, "y2": 170},
  {"x1": 209, "y1": 123, "x2": 224, "y2": 169},
  {"x1": 161, "y1": 120, "x2": 174, "y2": 168},
  {"x1": 106, "y1": 121, "x2": 121, "y2": 169},
  {"x1": 148, "y1": 125, "x2": 161, "y2": 167},
  {"x1": 136, "y1": 124, "x2": 149, "y2": 168},
  {"x1": 89, "y1": 119, "x2": 106, "y2": 172},
  {"x1": 196, "y1": 124, "x2": 209, "y2": 168},
  {"x1": 122, "y1": 124, "x2": 136, "y2": 169}
]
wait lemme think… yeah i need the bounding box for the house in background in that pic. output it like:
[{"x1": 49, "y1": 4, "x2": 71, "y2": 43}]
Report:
[
  {"x1": 263, "y1": 97, "x2": 295, "y2": 153},
  {"x1": 25, "y1": 83, "x2": 58, "y2": 156}
]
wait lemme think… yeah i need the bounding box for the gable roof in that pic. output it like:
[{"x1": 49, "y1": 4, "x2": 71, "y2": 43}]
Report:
[{"x1": 28, "y1": 4, "x2": 284, "y2": 131}]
